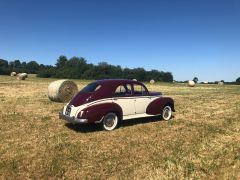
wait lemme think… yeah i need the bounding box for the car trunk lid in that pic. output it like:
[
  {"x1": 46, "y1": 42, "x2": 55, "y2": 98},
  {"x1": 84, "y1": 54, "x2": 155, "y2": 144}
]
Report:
[{"x1": 69, "y1": 92, "x2": 92, "y2": 107}]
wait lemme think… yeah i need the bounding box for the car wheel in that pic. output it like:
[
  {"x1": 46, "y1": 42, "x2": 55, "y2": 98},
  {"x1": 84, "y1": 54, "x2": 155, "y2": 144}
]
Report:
[
  {"x1": 162, "y1": 105, "x2": 172, "y2": 121},
  {"x1": 102, "y1": 112, "x2": 119, "y2": 131}
]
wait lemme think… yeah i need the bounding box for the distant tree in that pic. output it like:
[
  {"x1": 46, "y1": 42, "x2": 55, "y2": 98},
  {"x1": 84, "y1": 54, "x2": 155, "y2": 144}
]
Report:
[
  {"x1": 162, "y1": 72, "x2": 173, "y2": 82},
  {"x1": 21, "y1": 61, "x2": 27, "y2": 68},
  {"x1": 56, "y1": 55, "x2": 68, "y2": 68},
  {"x1": 0, "y1": 59, "x2": 10, "y2": 75},
  {"x1": 98, "y1": 62, "x2": 109, "y2": 67},
  {"x1": 95, "y1": 62, "x2": 115, "y2": 79},
  {"x1": 14, "y1": 60, "x2": 21, "y2": 68},
  {"x1": 8, "y1": 60, "x2": 21, "y2": 69},
  {"x1": 9, "y1": 61, "x2": 15, "y2": 68},
  {"x1": 1, "y1": 55, "x2": 174, "y2": 82},
  {"x1": 123, "y1": 68, "x2": 135, "y2": 80},
  {"x1": 132, "y1": 68, "x2": 146, "y2": 81},
  {"x1": 0, "y1": 59, "x2": 8, "y2": 67},
  {"x1": 193, "y1": 77, "x2": 199, "y2": 83},
  {"x1": 81, "y1": 64, "x2": 96, "y2": 79},
  {"x1": 37, "y1": 67, "x2": 55, "y2": 78},
  {"x1": 236, "y1": 77, "x2": 240, "y2": 84},
  {"x1": 26, "y1": 61, "x2": 40, "y2": 73}
]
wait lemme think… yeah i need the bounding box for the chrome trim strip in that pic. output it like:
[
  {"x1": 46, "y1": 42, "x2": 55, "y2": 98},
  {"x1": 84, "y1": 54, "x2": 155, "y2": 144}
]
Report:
[{"x1": 86, "y1": 96, "x2": 161, "y2": 107}]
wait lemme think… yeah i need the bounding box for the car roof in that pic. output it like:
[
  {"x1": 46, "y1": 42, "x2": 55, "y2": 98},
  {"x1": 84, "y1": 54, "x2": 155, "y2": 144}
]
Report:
[
  {"x1": 82, "y1": 79, "x2": 148, "y2": 100},
  {"x1": 95, "y1": 79, "x2": 143, "y2": 87}
]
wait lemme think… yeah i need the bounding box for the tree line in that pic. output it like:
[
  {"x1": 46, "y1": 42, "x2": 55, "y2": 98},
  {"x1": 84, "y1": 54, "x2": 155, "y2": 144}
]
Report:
[{"x1": 0, "y1": 56, "x2": 174, "y2": 82}]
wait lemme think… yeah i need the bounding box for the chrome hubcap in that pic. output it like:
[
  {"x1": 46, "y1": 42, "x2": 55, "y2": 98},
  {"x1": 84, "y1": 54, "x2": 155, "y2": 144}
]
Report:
[
  {"x1": 105, "y1": 116, "x2": 115, "y2": 127},
  {"x1": 104, "y1": 114, "x2": 117, "y2": 128},
  {"x1": 163, "y1": 106, "x2": 171, "y2": 120}
]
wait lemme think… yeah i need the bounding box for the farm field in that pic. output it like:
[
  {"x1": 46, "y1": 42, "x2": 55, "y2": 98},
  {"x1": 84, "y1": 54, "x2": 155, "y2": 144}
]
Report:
[{"x1": 0, "y1": 75, "x2": 239, "y2": 179}]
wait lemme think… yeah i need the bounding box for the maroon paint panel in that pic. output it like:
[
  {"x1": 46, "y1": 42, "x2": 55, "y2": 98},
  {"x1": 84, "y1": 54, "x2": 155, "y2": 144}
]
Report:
[
  {"x1": 69, "y1": 92, "x2": 91, "y2": 107},
  {"x1": 146, "y1": 97, "x2": 175, "y2": 115},
  {"x1": 79, "y1": 103, "x2": 123, "y2": 123}
]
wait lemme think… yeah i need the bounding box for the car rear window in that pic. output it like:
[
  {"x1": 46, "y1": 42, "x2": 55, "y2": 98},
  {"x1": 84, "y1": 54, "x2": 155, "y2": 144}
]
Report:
[{"x1": 80, "y1": 83, "x2": 101, "y2": 93}]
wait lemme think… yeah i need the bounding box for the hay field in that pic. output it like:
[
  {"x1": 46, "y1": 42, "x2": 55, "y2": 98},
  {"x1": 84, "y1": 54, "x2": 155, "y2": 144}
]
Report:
[{"x1": 0, "y1": 75, "x2": 239, "y2": 179}]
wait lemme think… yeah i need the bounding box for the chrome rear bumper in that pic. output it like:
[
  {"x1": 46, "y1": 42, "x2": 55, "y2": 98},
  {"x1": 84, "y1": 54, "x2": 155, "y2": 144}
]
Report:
[{"x1": 59, "y1": 112, "x2": 88, "y2": 124}]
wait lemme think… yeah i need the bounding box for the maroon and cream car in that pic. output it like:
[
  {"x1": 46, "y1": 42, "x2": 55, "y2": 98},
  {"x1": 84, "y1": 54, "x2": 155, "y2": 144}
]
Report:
[{"x1": 59, "y1": 79, "x2": 175, "y2": 131}]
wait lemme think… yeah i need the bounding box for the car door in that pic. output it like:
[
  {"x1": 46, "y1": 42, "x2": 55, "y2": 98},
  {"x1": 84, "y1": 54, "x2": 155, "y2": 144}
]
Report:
[
  {"x1": 112, "y1": 84, "x2": 135, "y2": 116},
  {"x1": 133, "y1": 84, "x2": 152, "y2": 114}
]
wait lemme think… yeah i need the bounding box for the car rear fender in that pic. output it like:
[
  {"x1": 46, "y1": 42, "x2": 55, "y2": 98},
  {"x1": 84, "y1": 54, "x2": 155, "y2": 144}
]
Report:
[{"x1": 79, "y1": 102, "x2": 123, "y2": 123}]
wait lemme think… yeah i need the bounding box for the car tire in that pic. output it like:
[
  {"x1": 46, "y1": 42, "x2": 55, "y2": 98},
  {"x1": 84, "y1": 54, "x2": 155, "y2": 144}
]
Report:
[
  {"x1": 102, "y1": 112, "x2": 119, "y2": 131},
  {"x1": 162, "y1": 105, "x2": 172, "y2": 121}
]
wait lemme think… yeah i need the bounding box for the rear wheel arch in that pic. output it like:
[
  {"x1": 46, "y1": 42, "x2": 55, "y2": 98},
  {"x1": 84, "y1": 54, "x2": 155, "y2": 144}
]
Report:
[
  {"x1": 81, "y1": 102, "x2": 123, "y2": 123},
  {"x1": 108, "y1": 103, "x2": 123, "y2": 121},
  {"x1": 164, "y1": 102, "x2": 175, "y2": 112},
  {"x1": 111, "y1": 110, "x2": 122, "y2": 121}
]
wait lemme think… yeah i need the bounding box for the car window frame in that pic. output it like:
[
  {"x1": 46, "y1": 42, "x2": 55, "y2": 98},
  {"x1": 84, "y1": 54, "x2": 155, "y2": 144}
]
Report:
[
  {"x1": 133, "y1": 83, "x2": 149, "y2": 96},
  {"x1": 114, "y1": 83, "x2": 133, "y2": 97}
]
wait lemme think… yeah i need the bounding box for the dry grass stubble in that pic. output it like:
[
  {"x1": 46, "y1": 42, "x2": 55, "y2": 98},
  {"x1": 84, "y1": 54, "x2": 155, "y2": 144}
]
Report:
[{"x1": 0, "y1": 75, "x2": 239, "y2": 179}]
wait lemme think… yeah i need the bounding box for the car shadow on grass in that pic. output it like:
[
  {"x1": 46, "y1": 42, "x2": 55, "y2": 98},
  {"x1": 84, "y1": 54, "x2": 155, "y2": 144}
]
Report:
[
  {"x1": 120, "y1": 115, "x2": 175, "y2": 128},
  {"x1": 65, "y1": 115, "x2": 175, "y2": 133},
  {"x1": 65, "y1": 123, "x2": 101, "y2": 133},
  {"x1": 121, "y1": 115, "x2": 162, "y2": 127}
]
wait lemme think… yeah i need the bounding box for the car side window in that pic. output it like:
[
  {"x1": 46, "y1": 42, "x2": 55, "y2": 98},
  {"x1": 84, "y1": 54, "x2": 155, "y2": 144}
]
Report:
[
  {"x1": 115, "y1": 84, "x2": 132, "y2": 97},
  {"x1": 133, "y1": 84, "x2": 148, "y2": 96}
]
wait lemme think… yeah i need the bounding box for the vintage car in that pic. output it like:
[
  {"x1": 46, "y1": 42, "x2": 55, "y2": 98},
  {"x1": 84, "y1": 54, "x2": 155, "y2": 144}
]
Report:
[{"x1": 59, "y1": 79, "x2": 175, "y2": 131}]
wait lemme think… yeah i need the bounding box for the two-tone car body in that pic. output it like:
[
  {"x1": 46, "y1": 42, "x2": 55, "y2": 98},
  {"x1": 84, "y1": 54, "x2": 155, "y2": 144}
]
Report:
[{"x1": 59, "y1": 79, "x2": 175, "y2": 130}]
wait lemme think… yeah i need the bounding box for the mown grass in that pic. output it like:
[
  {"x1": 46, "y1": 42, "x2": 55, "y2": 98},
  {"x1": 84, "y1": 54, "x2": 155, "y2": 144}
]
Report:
[{"x1": 0, "y1": 75, "x2": 239, "y2": 179}]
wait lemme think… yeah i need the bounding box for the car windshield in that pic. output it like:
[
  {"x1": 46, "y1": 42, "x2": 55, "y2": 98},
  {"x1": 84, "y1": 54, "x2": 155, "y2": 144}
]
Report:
[{"x1": 80, "y1": 83, "x2": 101, "y2": 93}]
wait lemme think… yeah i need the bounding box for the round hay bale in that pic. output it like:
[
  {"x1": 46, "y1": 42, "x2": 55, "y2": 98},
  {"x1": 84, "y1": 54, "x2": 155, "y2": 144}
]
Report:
[
  {"x1": 21, "y1": 73, "x2": 28, "y2": 78},
  {"x1": 17, "y1": 73, "x2": 27, "y2": 80},
  {"x1": 204, "y1": 81, "x2": 208, "y2": 84},
  {"x1": 10, "y1": 72, "x2": 17, "y2": 76},
  {"x1": 188, "y1": 80, "x2": 195, "y2": 87},
  {"x1": 150, "y1": 79, "x2": 155, "y2": 84},
  {"x1": 218, "y1": 81, "x2": 224, "y2": 85},
  {"x1": 17, "y1": 73, "x2": 28, "y2": 79},
  {"x1": 48, "y1": 80, "x2": 78, "y2": 102},
  {"x1": 132, "y1": 79, "x2": 137, "y2": 81}
]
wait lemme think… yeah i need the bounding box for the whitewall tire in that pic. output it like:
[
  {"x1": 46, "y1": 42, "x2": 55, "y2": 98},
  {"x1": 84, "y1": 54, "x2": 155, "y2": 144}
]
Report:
[
  {"x1": 162, "y1": 106, "x2": 172, "y2": 121},
  {"x1": 102, "y1": 112, "x2": 119, "y2": 131}
]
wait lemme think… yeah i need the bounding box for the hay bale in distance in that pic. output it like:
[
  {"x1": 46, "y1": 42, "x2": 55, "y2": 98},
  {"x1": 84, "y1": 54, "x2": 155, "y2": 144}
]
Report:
[
  {"x1": 204, "y1": 81, "x2": 208, "y2": 84},
  {"x1": 218, "y1": 81, "x2": 224, "y2": 85},
  {"x1": 21, "y1": 73, "x2": 28, "y2": 78},
  {"x1": 132, "y1": 79, "x2": 137, "y2": 81},
  {"x1": 10, "y1": 72, "x2": 17, "y2": 76},
  {"x1": 17, "y1": 73, "x2": 28, "y2": 80},
  {"x1": 150, "y1": 79, "x2": 155, "y2": 84},
  {"x1": 48, "y1": 80, "x2": 78, "y2": 102},
  {"x1": 188, "y1": 80, "x2": 195, "y2": 87},
  {"x1": 17, "y1": 75, "x2": 26, "y2": 80}
]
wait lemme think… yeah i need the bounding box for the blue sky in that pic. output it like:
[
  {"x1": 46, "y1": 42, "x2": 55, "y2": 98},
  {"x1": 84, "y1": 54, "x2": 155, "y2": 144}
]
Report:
[{"x1": 0, "y1": 0, "x2": 239, "y2": 81}]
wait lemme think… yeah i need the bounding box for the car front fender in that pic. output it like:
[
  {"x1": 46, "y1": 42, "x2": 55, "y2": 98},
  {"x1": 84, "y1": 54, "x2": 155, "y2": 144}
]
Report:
[{"x1": 146, "y1": 97, "x2": 175, "y2": 115}]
